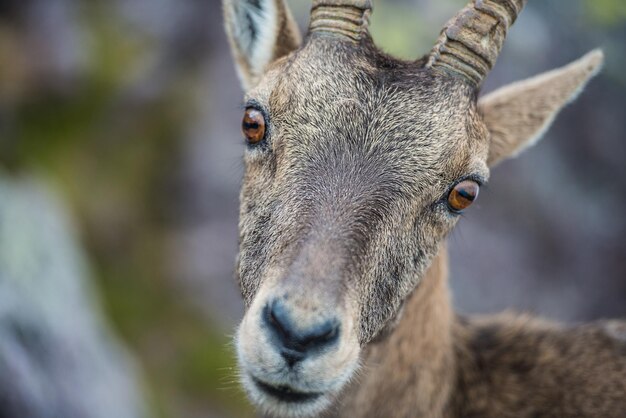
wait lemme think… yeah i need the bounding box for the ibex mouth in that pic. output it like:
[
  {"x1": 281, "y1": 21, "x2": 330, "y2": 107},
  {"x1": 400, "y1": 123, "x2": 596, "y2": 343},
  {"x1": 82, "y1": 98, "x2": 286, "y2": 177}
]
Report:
[
  {"x1": 252, "y1": 377, "x2": 323, "y2": 403},
  {"x1": 236, "y1": 286, "x2": 361, "y2": 416}
]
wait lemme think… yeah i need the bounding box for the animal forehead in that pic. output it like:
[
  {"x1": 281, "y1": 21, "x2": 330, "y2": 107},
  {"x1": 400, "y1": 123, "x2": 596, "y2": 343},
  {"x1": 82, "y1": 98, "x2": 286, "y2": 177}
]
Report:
[
  {"x1": 245, "y1": 40, "x2": 489, "y2": 186},
  {"x1": 264, "y1": 41, "x2": 478, "y2": 146}
]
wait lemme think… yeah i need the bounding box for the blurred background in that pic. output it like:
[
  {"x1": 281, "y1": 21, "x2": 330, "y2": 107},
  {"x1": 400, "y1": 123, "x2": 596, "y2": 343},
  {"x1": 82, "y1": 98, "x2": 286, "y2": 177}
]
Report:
[{"x1": 0, "y1": 0, "x2": 624, "y2": 417}]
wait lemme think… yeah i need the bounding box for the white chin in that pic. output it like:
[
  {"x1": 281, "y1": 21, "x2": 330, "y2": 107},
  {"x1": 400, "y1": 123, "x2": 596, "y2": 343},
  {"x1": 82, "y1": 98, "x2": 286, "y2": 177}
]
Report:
[{"x1": 241, "y1": 372, "x2": 334, "y2": 418}]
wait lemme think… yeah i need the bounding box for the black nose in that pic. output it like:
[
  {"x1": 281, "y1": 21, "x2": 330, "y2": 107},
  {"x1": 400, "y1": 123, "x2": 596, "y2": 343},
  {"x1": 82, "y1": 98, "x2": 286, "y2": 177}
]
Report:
[{"x1": 263, "y1": 300, "x2": 340, "y2": 366}]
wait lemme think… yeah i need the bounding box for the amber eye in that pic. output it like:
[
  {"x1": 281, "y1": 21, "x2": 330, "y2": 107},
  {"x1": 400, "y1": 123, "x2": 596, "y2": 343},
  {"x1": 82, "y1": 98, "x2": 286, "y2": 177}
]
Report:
[
  {"x1": 447, "y1": 180, "x2": 480, "y2": 213},
  {"x1": 242, "y1": 107, "x2": 266, "y2": 144}
]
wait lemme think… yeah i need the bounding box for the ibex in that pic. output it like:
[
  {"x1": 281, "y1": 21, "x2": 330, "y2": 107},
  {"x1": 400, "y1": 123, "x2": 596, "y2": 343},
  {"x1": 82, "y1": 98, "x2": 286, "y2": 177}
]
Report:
[{"x1": 223, "y1": 0, "x2": 626, "y2": 416}]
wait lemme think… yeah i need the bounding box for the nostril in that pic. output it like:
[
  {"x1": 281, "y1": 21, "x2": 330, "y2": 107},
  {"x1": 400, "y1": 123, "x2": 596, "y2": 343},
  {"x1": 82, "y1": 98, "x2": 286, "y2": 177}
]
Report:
[
  {"x1": 300, "y1": 321, "x2": 340, "y2": 348},
  {"x1": 264, "y1": 301, "x2": 294, "y2": 341},
  {"x1": 321, "y1": 325, "x2": 338, "y2": 342}
]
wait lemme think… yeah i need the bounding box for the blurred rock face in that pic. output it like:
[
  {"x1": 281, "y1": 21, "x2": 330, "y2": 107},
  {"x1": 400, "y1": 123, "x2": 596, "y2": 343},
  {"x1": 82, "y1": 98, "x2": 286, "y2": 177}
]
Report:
[{"x1": 0, "y1": 177, "x2": 148, "y2": 418}]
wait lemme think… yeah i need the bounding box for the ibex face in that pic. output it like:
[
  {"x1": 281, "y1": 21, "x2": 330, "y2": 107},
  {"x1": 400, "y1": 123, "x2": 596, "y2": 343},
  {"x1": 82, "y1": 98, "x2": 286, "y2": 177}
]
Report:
[
  {"x1": 224, "y1": 0, "x2": 602, "y2": 416},
  {"x1": 236, "y1": 39, "x2": 487, "y2": 415}
]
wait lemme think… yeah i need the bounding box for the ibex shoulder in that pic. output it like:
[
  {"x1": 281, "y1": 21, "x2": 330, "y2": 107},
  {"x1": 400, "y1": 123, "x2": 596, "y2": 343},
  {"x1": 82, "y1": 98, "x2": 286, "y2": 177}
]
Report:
[{"x1": 451, "y1": 313, "x2": 626, "y2": 418}]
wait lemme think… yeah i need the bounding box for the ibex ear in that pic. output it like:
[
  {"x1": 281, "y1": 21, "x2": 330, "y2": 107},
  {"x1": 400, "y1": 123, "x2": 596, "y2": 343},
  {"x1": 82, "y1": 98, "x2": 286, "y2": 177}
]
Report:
[
  {"x1": 224, "y1": 0, "x2": 301, "y2": 90},
  {"x1": 479, "y1": 50, "x2": 604, "y2": 167}
]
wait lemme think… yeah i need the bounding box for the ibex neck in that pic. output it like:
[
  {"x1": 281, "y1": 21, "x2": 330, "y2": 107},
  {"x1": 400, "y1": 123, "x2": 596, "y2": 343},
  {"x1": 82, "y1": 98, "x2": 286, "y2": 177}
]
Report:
[{"x1": 337, "y1": 246, "x2": 455, "y2": 417}]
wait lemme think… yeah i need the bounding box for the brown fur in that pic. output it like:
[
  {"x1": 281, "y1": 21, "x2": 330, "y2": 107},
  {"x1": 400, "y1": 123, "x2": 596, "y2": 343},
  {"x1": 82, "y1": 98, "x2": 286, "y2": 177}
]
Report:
[
  {"x1": 480, "y1": 50, "x2": 604, "y2": 166},
  {"x1": 334, "y1": 248, "x2": 456, "y2": 418},
  {"x1": 222, "y1": 1, "x2": 625, "y2": 417}
]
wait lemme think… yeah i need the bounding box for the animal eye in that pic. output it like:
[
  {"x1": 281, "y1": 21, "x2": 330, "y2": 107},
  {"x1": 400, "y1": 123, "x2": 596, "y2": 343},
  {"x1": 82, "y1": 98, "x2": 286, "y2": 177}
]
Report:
[
  {"x1": 242, "y1": 107, "x2": 266, "y2": 145},
  {"x1": 447, "y1": 180, "x2": 479, "y2": 213}
]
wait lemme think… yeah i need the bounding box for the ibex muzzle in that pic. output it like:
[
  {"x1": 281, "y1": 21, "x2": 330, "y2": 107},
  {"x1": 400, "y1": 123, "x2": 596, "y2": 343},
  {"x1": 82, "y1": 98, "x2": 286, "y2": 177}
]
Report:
[{"x1": 224, "y1": 0, "x2": 604, "y2": 416}]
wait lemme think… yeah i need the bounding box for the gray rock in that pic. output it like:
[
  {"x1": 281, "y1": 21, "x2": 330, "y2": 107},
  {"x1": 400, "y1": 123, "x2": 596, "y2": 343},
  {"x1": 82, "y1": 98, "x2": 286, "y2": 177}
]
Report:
[{"x1": 0, "y1": 176, "x2": 149, "y2": 418}]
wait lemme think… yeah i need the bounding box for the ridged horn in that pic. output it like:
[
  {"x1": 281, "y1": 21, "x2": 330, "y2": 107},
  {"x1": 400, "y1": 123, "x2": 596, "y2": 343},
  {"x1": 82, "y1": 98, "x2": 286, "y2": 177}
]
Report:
[
  {"x1": 308, "y1": 0, "x2": 372, "y2": 42},
  {"x1": 426, "y1": 0, "x2": 527, "y2": 87}
]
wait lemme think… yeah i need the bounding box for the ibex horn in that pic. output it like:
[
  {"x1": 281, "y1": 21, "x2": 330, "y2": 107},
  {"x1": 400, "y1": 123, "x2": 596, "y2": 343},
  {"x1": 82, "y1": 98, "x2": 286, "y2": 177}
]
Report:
[
  {"x1": 308, "y1": 0, "x2": 372, "y2": 42},
  {"x1": 427, "y1": 0, "x2": 528, "y2": 87}
]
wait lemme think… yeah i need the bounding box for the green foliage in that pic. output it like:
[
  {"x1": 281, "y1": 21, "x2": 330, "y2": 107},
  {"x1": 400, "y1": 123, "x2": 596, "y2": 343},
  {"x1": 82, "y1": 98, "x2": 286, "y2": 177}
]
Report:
[
  {"x1": 99, "y1": 258, "x2": 253, "y2": 418},
  {"x1": 586, "y1": 0, "x2": 626, "y2": 27},
  {"x1": 369, "y1": 5, "x2": 435, "y2": 60}
]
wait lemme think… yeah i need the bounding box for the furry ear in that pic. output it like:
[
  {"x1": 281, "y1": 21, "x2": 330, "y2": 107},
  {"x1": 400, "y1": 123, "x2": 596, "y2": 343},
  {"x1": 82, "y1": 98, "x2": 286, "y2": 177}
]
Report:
[
  {"x1": 479, "y1": 49, "x2": 604, "y2": 167},
  {"x1": 224, "y1": 0, "x2": 301, "y2": 90}
]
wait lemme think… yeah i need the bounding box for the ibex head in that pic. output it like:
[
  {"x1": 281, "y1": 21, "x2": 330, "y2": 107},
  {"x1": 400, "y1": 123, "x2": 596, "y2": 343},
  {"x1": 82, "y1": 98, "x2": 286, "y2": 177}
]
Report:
[{"x1": 223, "y1": 0, "x2": 602, "y2": 415}]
